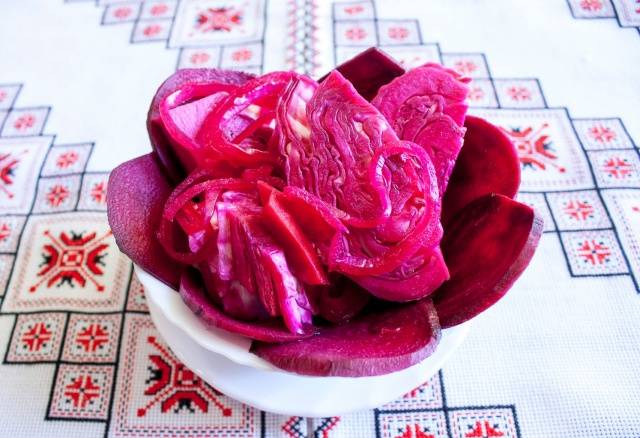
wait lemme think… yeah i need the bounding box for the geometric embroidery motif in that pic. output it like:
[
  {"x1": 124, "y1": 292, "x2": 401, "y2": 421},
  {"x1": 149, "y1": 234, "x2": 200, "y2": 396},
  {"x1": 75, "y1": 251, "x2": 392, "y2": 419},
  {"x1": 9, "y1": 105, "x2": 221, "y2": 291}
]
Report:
[
  {"x1": 377, "y1": 411, "x2": 448, "y2": 438},
  {"x1": 449, "y1": 408, "x2": 519, "y2": 438},
  {"x1": 588, "y1": 150, "x2": 640, "y2": 188},
  {"x1": 5, "y1": 313, "x2": 67, "y2": 363},
  {"x1": 572, "y1": 119, "x2": 635, "y2": 150},
  {"x1": 0, "y1": 215, "x2": 26, "y2": 252},
  {"x1": 560, "y1": 229, "x2": 629, "y2": 275},
  {"x1": 466, "y1": 79, "x2": 499, "y2": 109},
  {"x1": 601, "y1": 189, "x2": 640, "y2": 289},
  {"x1": 109, "y1": 314, "x2": 257, "y2": 437},
  {"x1": 169, "y1": 0, "x2": 267, "y2": 47},
  {"x1": 137, "y1": 335, "x2": 232, "y2": 417},
  {"x1": 493, "y1": 79, "x2": 545, "y2": 109},
  {"x1": 1, "y1": 107, "x2": 49, "y2": 137},
  {"x1": 61, "y1": 313, "x2": 122, "y2": 363},
  {"x1": 441, "y1": 53, "x2": 490, "y2": 78},
  {"x1": 32, "y1": 175, "x2": 82, "y2": 213},
  {"x1": 546, "y1": 190, "x2": 612, "y2": 230},
  {"x1": 0, "y1": 136, "x2": 51, "y2": 214},
  {"x1": 3, "y1": 212, "x2": 129, "y2": 312},
  {"x1": 48, "y1": 364, "x2": 114, "y2": 420},
  {"x1": 41, "y1": 143, "x2": 92, "y2": 177},
  {"x1": 77, "y1": 173, "x2": 109, "y2": 211},
  {"x1": 471, "y1": 109, "x2": 593, "y2": 192}
]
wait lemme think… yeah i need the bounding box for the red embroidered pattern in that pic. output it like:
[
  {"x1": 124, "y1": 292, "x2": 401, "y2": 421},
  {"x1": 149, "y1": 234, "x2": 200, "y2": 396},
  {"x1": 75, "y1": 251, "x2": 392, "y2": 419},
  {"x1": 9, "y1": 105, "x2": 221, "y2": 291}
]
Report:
[
  {"x1": 0, "y1": 151, "x2": 25, "y2": 199},
  {"x1": 563, "y1": 200, "x2": 595, "y2": 221},
  {"x1": 232, "y1": 48, "x2": 252, "y2": 62},
  {"x1": 190, "y1": 52, "x2": 210, "y2": 64},
  {"x1": 602, "y1": 157, "x2": 633, "y2": 178},
  {"x1": 388, "y1": 26, "x2": 409, "y2": 40},
  {"x1": 136, "y1": 336, "x2": 232, "y2": 417},
  {"x1": 29, "y1": 229, "x2": 112, "y2": 293},
  {"x1": 396, "y1": 424, "x2": 436, "y2": 438},
  {"x1": 344, "y1": 5, "x2": 364, "y2": 15},
  {"x1": 150, "y1": 4, "x2": 168, "y2": 16},
  {"x1": 453, "y1": 60, "x2": 477, "y2": 75},
  {"x1": 56, "y1": 151, "x2": 79, "y2": 168},
  {"x1": 589, "y1": 125, "x2": 616, "y2": 143},
  {"x1": 75, "y1": 324, "x2": 110, "y2": 352},
  {"x1": 465, "y1": 420, "x2": 505, "y2": 437},
  {"x1": 315, "y1": 417, "x2": 340, "y2": 438},
  {"x1": 46, "y1": 184, "x2": 70, "y2": 207},
  {"x1": 0, "y1": 222, "x2": 10, "y2": 241},
  {"x1": 345, "y1": 26, "x2": 367, "y2": 41},
  {"x1": 196, "y1": 7, "x2": 242, "y2": 32},
  {"x1": 506, "y1": 86, "x2": 532, "y2": 101},
  {"x1": 13, "y1": 114, "x2": 35, "y2": 131},
  {"x1": 282, "y1": 417, "x2": 306, "y2": 438},
  {"x1": 90, "y1": 181, "x2": 107, "y2": 204},
  {"x1": 143, "y1": 24, "x2": 163, "y2": 37},
  {"x1": 577, "y1": 239, "x2": 611, "y2": 265},
  {"x1": 468, "y1": 86, "x2": 485, "y2": 101},
  {"x1": 21, "y1": 322, "x2": 53, "y2": 352},
  {"x1": 64, "y1": 375, "x2": 101, "y2": 409},
  {"x1": 580, "y1": 0, "x2": 604, "y2": 11},
  {"x1": 114, "y1": 7, "x2": 132, "y2": 19},
  {"x1": 501, "y1": 124, "x2": 566, "y2": 173}
]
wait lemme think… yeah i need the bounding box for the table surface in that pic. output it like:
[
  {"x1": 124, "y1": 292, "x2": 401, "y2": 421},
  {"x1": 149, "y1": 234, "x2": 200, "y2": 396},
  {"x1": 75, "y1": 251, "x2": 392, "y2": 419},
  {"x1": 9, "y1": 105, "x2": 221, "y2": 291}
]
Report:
[{"x1": 1, "y1": 0, "x2": 640, "y2": 437}]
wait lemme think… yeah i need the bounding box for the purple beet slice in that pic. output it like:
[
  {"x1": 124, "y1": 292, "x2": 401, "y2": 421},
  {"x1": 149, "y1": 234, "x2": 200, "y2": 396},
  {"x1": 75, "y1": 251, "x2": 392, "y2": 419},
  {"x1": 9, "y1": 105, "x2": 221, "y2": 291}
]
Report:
[
  {"x1": 441, "y1": 116, "x2": 521, "y2": 225},
  {"x1": 434, "y1": 194, "x2": 543, "y2": 328},
  {"x1": 320, "y1": 47, "x2": 405, "y2": 101},
  {"x1": 251, "y1": 299, "x2": 441, "y2": 377},
  {"x1": 147, "y1": 69, "x2": 254, "y2": 181},
  {"x1": 107, "y1": 153, "x2": 182, "y2": 288},
  {"x1": 180, "y1": 270, "x2": 314, "y2": 343}
]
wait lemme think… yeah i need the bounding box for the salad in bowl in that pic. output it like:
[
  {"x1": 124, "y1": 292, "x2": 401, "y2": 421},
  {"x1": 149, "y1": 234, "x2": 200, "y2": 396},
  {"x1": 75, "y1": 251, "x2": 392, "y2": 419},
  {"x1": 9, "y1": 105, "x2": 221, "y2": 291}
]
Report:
[{"x1": 107, "y1": 48, "x2": 542, "y2": 379}]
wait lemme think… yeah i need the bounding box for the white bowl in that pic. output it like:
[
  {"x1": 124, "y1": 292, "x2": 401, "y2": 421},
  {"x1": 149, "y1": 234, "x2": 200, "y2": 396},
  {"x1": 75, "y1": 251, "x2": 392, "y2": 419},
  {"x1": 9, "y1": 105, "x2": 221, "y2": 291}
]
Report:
[{"x1": 137, "y1": 266, "x2": 470, "y2": 417}]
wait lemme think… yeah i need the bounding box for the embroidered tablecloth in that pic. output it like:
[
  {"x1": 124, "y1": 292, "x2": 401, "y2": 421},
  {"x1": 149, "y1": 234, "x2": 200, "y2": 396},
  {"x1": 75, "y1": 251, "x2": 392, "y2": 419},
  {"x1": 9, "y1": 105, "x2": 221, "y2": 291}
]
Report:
[{"x1": 1, "y1": 0, "x2": 640, "y2": 436}]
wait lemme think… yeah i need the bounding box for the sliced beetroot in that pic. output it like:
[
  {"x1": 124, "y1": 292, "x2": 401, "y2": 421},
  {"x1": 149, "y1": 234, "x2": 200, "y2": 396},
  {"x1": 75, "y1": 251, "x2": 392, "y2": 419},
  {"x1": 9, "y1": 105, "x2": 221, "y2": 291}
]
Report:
[
  {"x1": 372, "y1": 64, "x2": 469, "y2": 195},
  {"x1": 442, "y1": 116, "x2": 521, "y2": 225},
  {"x1": 434, "y1": 194, "x2": 543, "y2": 328},
  {"x1": 180, "y1": 270, "x2": 314, "y2": 343},
  {"x1": 258, "y1": 182, "x2": 328, "y2": 286},
  {"x1": 280, "y1": 187, "x2": 347, "y2": 259},
  {"x1": 147, "y1": 69, "x2": 254, "y2": 180},
  {"x1": 320, "y1": 47, "x2": 405, "y2": 101},
  {"x1": 107, "y1": 153, "x2": 182, "y2": 288},
  {"x1": 251, "y1": 299, "x2": 441, "y2": 377}
]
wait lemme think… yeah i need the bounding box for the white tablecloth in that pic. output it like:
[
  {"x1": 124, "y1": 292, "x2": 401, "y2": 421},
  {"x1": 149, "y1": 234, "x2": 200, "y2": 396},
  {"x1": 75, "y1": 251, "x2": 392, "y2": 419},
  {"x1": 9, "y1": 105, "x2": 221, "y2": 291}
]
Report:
[{"x1": 1, "y1": 0, "x2": 639, "y2": 436}]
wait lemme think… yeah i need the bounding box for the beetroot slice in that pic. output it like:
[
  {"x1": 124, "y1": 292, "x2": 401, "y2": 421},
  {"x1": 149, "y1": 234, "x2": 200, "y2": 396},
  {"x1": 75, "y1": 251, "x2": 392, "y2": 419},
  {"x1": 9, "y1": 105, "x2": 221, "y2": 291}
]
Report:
[
  {"x1": 320, "y1": 47, "x2": 405, "y2": 101},
  {"x1": 107, "y1": 153, "x2": 182, "y2": 288},
  {"x1": 434, "y1": 194, "x2": 543, "y2": 328},
  {"x1": 441, "y1": 116, "x2": 521, "y2": 225},
  {"x1": 251, "y1": 299, "x2": 440, "y2": 377},
  {"x1": 180, "y1": 270, "x2": 314, "y2": 343},
  {"x1": 147, "y1": 69, "x2": 254, "y2": 181}
]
